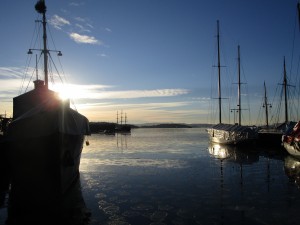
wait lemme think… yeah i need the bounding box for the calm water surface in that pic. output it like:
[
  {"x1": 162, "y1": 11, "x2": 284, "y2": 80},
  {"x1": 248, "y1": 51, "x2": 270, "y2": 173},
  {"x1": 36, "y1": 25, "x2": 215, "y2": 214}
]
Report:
[{"x1": 1, "y1": 128, "x2": 300, "y2": 224}]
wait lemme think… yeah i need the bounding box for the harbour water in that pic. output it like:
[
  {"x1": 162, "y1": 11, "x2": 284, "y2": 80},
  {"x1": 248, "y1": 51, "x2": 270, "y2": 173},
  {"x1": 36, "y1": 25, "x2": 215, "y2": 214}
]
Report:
[{"x1": 1, "y1": 128, "x2": 300, "y2": 224}]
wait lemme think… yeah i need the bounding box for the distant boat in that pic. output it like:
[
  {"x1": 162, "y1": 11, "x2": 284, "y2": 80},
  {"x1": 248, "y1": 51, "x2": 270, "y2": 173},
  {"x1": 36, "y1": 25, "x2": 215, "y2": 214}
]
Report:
[
  {"x1": 207, "y1": 21, "x2": 257, "y2": 145},
  {"x1": 6, "y1": 0, "x2": 90, "y2": 211},
  {"x1": 115, "y1": 110, "x2": 131, "y2": 133}
]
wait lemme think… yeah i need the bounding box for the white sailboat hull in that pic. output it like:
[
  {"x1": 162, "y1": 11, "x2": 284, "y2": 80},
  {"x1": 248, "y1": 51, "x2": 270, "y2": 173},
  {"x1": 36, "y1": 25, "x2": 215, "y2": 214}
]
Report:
[{"x1": 207, "y1": 124, "x2": 258, "y2": 145}]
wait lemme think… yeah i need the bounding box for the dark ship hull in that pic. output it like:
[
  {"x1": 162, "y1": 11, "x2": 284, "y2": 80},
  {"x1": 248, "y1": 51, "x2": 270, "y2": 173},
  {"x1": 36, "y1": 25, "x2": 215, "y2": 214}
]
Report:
[
  {"x1": 4, "y1": 1, "x2": 91, "y2": 221},
  {"x1": 7, "y1": 90, "x2": 90, "y2": 209}
]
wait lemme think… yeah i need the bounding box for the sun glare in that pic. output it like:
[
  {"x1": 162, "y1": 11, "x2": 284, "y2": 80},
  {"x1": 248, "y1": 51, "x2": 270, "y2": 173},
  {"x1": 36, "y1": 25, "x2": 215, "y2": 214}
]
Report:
[{"x1": 51, "y1": 84, "x2": 83, "y2": 100}]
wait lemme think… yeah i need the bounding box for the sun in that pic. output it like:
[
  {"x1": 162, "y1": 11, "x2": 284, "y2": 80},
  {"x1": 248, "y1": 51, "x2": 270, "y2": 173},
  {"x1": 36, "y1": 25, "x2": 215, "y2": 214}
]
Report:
[{"x1": 51, "y1": 84, "x2": 80, "y2": 100}]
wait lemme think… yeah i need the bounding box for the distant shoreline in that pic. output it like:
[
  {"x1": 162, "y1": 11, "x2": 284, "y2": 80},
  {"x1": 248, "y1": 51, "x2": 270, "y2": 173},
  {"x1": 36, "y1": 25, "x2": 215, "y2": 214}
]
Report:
[{"x1": 89, "y1": 122, "x2": 211, "y2": 133}]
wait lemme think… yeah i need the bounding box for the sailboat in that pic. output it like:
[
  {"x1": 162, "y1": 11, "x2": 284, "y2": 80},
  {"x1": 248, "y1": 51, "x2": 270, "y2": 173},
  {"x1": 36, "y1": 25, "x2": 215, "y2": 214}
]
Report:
[
  {"x1": 115, "y1": 110, "x2": 131, "y2": 133},
  {"x1": 280, "y1": 2, "x2": 300, "y2": 158},
  {"x1": 207, "y1": 21, "x2": 258, "y2": 145},
  {"x1": 274, "y1": 59, "x2": 299, "y2": 155},
  {"x1": 257, "y1": 81, "x2": 286, "y2": 147},
  {"x1": 6, "y1": 0, "x2": 90, "y2": 210}
]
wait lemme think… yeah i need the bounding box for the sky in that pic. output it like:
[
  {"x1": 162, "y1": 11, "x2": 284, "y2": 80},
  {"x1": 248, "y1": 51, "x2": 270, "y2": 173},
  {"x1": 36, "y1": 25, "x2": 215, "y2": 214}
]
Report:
[{"x1": 1, "y1": 0, "x2": 300, "y2": 125}]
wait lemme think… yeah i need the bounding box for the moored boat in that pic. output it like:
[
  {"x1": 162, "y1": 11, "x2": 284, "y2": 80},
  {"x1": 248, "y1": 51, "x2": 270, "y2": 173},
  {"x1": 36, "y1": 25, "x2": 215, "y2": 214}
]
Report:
[
  {"x1": 257, "y1": 81, "x2": 287, "y2": 147},
  {"x1": 207, "y1": 21, "x2": 258, "y2": 145},
  {"x1": 207, "y1": 123, "x2": 258, "y2": 145},
  {"x1": 6, "y1": 0, "x2": 90, "y2": 213},
  {"x1": 282, "y1": 121, "x2": 300, "y2": 158},
  {"x1": 281, "y1": 3, "x2": 300, "y2": 157}
]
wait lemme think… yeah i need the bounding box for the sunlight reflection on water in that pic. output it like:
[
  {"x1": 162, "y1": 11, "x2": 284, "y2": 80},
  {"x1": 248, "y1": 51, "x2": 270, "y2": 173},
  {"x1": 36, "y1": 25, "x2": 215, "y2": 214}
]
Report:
[{"x1": 80, "y1": 128, "x2": 205, "y2": 173}]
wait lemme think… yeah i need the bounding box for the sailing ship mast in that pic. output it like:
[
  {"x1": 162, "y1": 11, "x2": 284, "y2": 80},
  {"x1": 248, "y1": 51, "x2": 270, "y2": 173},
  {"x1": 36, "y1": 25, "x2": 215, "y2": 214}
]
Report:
[
  {"x1": 35, "y1": 0, "x2": 48, "y2": 89},
  {"x1": 117, "y1": 111, "x2": 119, "y2": 124},
  {"x1": 120, "y1": 110, "x2": 123, "y2": 125},
  {"x1": 283, "y1": 57, "x2": 288, "y2": 123},
  {"x1": 263, "y1": 81, "x2": 271, "y2": 128},
  {"x1": 217, "y1": 20, "x2": 222, "y2": 124},
  {"x1": 237, "y1": 45, "x2": 241, "y2": 125},
  {"x1": 28, "y1": 0, "x2": 62, "y2": 90},
  {"x1": 231, "y1": 45, "x2": 243, "y2": 125}
]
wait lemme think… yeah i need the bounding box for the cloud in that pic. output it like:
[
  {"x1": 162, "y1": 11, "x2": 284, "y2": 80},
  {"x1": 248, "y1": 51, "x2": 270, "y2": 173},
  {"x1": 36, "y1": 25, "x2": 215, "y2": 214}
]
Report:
[
  {"x1": 49, "y1": 15, "x2": 70, "y2": 30},
  {"x1": 0, "y1": 67, "x2": 24, "y2": 79},
  {"x1": 48, "y1": 14, "x2": 100, "y2": 46},
  {"x1": 75, "y1": 24, "x2": 91, "y2": 33},
  {"x1": 76, "y1": 101, "x2": 203, "y2": 124},
  {"x1": 69, "y1": 33, "x2": 101, "y2": 45},
  {"x1": 0, "y1": 68, "x2": 189, "y2": 101},
  {"x1": 84, "y1": 89, "x2": 189, "y2": 100},
  {"x1": 74, "y1": 17, "x2": 94, "y2": 31},
  {"x1": 50, "y1": 83, "x2": 188, "y2": 100},
  {"x1": 79, "y1": 101, "x2": 190, "y2": 110}
]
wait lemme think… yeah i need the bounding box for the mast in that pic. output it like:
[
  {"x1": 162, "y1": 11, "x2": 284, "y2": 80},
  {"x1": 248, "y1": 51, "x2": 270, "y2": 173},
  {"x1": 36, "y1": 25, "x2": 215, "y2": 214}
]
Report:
[
  {"x1": 237, "y1": 45, "x2": 241, "y2": 126},
  {"x1": 120, "y1": 110, "x2": 123, "y2": 125},
  {"x1": 35, "y1": 0, "x2": 48, "y2": 89},
  {"x1": 116, "y1": 111, "x2": 119, "y2": 124},
  {"x1": 217, "y1": 20, "x2": 222, "y2": 124},
  {"x1": 283, "y1": 57, "x2": 288, "y2": 123},
  {"x1": 263, "y1": 81, "x2": 269, "y2": 128}
]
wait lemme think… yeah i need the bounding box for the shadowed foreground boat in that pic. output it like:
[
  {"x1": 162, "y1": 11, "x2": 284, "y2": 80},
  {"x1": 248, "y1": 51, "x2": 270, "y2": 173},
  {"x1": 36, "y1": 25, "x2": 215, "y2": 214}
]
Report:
[{"x1": 5, "y1": 0, "x2": 90, "y2": 219}]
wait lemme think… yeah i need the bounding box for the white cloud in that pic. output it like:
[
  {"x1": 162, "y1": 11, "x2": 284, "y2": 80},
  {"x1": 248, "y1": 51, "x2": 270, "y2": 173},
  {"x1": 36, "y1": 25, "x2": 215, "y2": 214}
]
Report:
[
  {"x1": 86, "y1": 23, "x2": 94, "y2": 29},
  {"x1": 78, "y1": 101, "x2": 190, "y2": 110},
  {"x1": 69, "y1": 32, "x2": 101, "y2": 45},
  {"x1": 49, "y1": 15, "x2": 70, "y2": 30},
  {"x1": 83, "y1": 89, "x2": 189, "y2": 100},
  {"x1": 0, "y1": 67, "x2": 24, "y2": 79},
  {"x1": 75, "y1": 24, "x2": 91, "y2": 33},
  {"x1": 50, "y1": 83, "x2": 188, "y2": 100}
]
